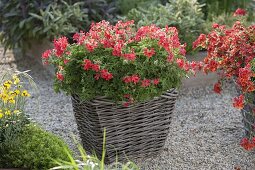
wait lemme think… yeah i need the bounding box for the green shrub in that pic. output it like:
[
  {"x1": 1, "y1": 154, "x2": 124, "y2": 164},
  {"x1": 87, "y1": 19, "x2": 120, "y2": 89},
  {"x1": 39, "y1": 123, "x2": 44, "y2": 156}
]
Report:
[
  {"x1": 198, "y1": 0, "x2": 254, "y2": 20},
  {"x1": 116, "y1": 0, "x2": 161, "y2": 15},
  {"x1": 0, "y1": 0, "x2": 88, "y2": 51},
  {"x1": 0, "y1": 124, "x2": 71, "y2": 170},
  {"x1": 126, "y1": 0, "x2": 205, "y2": 52},
  {"x1": 203, "y1": 12, "x2": 250, "y2": 33}
]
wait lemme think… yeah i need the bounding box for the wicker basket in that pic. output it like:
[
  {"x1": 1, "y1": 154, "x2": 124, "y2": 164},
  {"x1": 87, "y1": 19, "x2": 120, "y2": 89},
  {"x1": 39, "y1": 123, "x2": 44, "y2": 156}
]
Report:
[
  {"x1": 71, "y1": 88, "x2": 178, "y2": 163},
  {"x1": 241, "y1": 94, "x2": 255, "y2": 138},
  {"x1": 235, "y1": 80, "x2": 255, "y2": 139}
]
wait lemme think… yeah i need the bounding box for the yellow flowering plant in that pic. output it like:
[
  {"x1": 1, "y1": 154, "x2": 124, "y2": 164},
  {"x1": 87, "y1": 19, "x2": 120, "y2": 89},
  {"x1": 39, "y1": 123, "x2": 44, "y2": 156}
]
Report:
[{"x1": 0, "y1": 73, "x2": 31, "y2": 143}]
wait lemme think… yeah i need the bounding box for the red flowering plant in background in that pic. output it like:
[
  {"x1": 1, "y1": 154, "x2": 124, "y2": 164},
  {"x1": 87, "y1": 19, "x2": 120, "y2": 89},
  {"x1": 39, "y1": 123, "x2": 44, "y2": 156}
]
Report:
[
  {"x1": 42, "y1": 20, "x2": 201, "y2": 106},
  {"x1": 193, "y1": 9, "x2": 255, "y2": 150}
]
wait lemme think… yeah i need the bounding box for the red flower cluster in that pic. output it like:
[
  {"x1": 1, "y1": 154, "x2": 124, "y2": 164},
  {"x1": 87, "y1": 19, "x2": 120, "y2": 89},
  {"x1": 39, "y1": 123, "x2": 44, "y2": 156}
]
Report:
[
  {"x1": 240, "y1": 137, "x2": 255, "y2": 150},
  {"x1": 83, "y1": 59, "x2": 112, "y2": 81},
  {"x1": 143, "y1": 48, "x2": 155, "y2": 58},
  {"x1": 123, "y1": 75, "x2": 140, "y2": 84},
  {"x1": 42, "y1": 20, "x2": 198, "y2": 105},
  {"x1": 123, "y1": 75, "x2": 160, "y2": 87},
  {"x1": 233, "y1": 95, "x2": 245, "y2": 109},
  {"x1": 193, "y1": 10, "x2": 255, "y2": 151},
  {"x1": 234, "y1": 8, "x2": 246, "y2": 16},
  {"x1": 53, "y1": 37, "x2": 68, "y2": 57},
  {"x1": 193, "y1": 20, "x2": 255, "y2": 110}
]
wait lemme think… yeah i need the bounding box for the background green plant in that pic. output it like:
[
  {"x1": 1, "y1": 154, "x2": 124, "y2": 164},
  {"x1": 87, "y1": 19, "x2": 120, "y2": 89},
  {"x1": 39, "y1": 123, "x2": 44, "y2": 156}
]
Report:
[
  {"x1": 0, "y1": 124, "x2": 72, "y2": 169},
  {"x1": 0, "y1": 0, "x2": 88, "y2": 52},
  {"x1": 116, "y1": 0, "x2": 161, "y2": 15},
  {"x1": 198, "y1": 0, "x2": 253, "y2": 19},
  {"x1": 125, "y1": 0, "x2": 205, "y2": 52}
]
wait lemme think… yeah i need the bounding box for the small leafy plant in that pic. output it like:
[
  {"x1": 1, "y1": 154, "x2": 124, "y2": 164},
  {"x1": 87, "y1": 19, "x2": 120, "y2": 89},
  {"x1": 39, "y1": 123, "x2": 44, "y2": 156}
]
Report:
[
  {"x1": 42, "y1": 20, "x2": 202, "y2": 106},
  {"x1": 1, "y1": 124, "x2": 72, "y2": 169}
]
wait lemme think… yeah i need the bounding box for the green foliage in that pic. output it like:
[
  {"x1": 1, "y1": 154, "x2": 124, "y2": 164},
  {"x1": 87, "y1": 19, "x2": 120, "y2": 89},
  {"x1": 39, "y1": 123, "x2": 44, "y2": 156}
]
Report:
[
  {"x1": 0, "y1": 124, "x2": 71, "y2": 170},
  {"x1": 0, "y1": 0, "x2": 88, "y2": 51},
  {"x1": 126, "y1": 0, "x2": 205, "y2": 51},
  {"x1": 116, "y1": 0, "x2": 161, "y2": 15},
  {"x1": 203, "y1": 12, "x2": 250, "y2": 33},
  {"x1": 52, "y1": 130, "x2": 140, "y2": 170},
  {"x1": 198, "y1": 0, "x2": 254, "y2": 19}
]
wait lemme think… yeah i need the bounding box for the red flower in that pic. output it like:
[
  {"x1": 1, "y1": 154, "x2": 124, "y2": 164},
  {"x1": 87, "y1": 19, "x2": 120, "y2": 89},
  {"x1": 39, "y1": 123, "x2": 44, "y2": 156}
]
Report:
[
  {"x1": 123, "y1": 94, "x2": 131, "y2": 99},
  {"x1": 123, "y1": 102, "x2": 129, "y2": 107},
  {"x1": 212, "y1": 23, "x2": 219, "y2": 29},
  {"x1": 131, "y1": 75, "x2": 140, "y2": 84},
  {"x1": 123, "y1": 75, "x2": 140, "y2": 84},
  {"x1": 123, "y1": 50, "x2": 136, "y2": 61},
  {"x1": 141, "y1": 79, "x2": 151, "y2": 87},
  {"x1": 234, "y1": 8, "x2": 246, "y2": 16},
  {"x1": 83, "y1": 59, "x2": 92, "y2": 70},
  {"x1": 176, "y1": 59, "x2": 185, "y2": 69},
  {"x1": 153, "y1": 79, "x2": 160, "y2": 85},
  {"x1": 112, "y1": 43, "x2": 123, "y2": 56},
  {"x1": 123, "y1": 76, "x2": 132, "y2": 83},
  {"x1": 100, "y1": 69, "x2": 113, "y2": 81},
  {"x1": 233, "y1": 95, "x2": 245, "y2": 109},
  {"x1": 56, "y1": 72, "x2": 64, "y2": 81},
  {"x1": 193, "y1": 34, "x2": 207, "y2": 49},
  {"x1": 213, "y1": 82, "x2": 222, "y2": 94},
  {"x1": 94, "y1": 74, "x2": 100, "y2": 80},
  {"x1": 54, "y1": 37, "x2": 68, "y2": 57},
  {"x1": 64, "y1": 59, "x2": 69, "y2": 64},
  {"x1": 167, "y1": 53, "x2": 174, "y2": 62},
  {"x1": 42, "y1": 50, "x2": 51, "y2": 59},
  {"x1": 240, "y1": 138, "x2": 255, "y2": 151},
  {"x1": 91, "y1": 64, "x2": 100, "y2": 72},
  {"x1": 143, "y1": 48, "x2": 155, "y2": 58}
]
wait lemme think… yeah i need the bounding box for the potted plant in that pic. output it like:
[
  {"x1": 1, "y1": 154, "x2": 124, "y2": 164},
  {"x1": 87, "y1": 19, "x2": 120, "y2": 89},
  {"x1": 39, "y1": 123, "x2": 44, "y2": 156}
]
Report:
[
  {"x1": 42, "y1": 20, "x2": 201, "y2": 162},
  {"x1": 193, "y1": 9, "x2": 255, "y2": 151}
]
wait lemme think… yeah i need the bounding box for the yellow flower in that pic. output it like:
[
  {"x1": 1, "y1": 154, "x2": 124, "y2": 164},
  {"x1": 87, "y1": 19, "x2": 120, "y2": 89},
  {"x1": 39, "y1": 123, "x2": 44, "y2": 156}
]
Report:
[
  {"x1": 21, "y1": 90, "x2": 30, "y2": 97},
  {"x1": 13, "y1": 75, "x2": 20, "y2": 84},
  {"x1": 13, "y1": 110, "x2": 20, "y2": 114},
  {"x1": 14, "y1": 89, "x2": 20, "y2": 95},
  {"x1": 3, "y1": 80, "x2": 12, "y2": 89},
  {"x1": 0, "y1": 113, "x2": 3, "y2": 119},
  {"x1": 1, "y1": 93, "x2": 9, "y2": 103},
  {"x1": 5, "y1": 110, "x2": 11, "y2": 115},
  {"x1": 8, "y1": 91, "x2": 16, "y2": 97},
  {"x1": 8, "y1": 97, "x2": 15, "y2": 104}
]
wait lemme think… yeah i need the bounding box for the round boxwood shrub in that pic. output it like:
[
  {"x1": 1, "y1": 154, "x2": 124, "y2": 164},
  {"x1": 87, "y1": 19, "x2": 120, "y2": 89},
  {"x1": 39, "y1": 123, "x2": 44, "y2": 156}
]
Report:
[{"x1": 0, "y1": 124, "x2": 71, "y2": 170}]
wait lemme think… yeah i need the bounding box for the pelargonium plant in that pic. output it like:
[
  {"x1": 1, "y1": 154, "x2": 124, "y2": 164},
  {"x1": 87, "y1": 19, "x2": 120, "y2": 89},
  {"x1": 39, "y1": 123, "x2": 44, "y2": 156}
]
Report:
[
  {"x1": 193, "y1": 9, "x2": 255, "y2": 151},
  {"x1": 42, "y1": 20, "x2": 202, "y2": 106}
]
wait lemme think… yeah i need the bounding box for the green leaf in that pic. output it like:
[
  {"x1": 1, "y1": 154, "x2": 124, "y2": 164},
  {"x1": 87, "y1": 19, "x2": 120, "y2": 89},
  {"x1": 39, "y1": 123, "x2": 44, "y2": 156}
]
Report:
[{"x1": 29, "y1": 13, "x2": 43, "y2": 20}]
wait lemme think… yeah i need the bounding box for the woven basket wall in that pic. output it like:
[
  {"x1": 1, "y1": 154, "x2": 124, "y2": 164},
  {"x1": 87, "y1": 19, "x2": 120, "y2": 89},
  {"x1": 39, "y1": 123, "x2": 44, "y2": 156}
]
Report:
[
  {"x1": 71, "y1": 88, "x2": 178, "y2": 163},
  {"x1": 235, "y1": 80, "x2": 255, "y2": 139},
  {"x1": 241, "y1": 98, "x2": 255, "y2": 138}
]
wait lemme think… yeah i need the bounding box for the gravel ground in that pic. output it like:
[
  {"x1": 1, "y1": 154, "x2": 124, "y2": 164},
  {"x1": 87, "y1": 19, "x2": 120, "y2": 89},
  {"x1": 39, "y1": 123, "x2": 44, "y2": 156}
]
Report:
[{"x1": 1, "y1": 47, "x2": 255, "y2": 170}]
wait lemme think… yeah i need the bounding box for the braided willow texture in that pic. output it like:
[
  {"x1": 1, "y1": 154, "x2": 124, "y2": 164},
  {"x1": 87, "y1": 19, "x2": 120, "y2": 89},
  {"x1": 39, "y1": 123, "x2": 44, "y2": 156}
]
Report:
[
  {"x1": 71, "y1": 88, "x2": 178, "y2": 163},
  {"x1": 241, "y1": 103, "x2": 255, "y2": 138}
]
